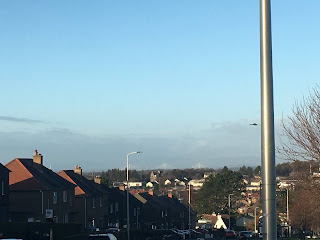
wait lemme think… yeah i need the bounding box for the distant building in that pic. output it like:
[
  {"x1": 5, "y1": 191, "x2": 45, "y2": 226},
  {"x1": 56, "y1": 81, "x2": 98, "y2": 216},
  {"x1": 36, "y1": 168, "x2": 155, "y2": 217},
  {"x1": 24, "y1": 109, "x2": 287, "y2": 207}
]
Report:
[
  {"x1": 277, "y1": 180, "x2": 296, "y2": 190},
  {"x1": 188, "y1": 179, "x2": 205, "y2": 189},
  {"x1": 246, "y1": 177, "x2": 261, "y2": 192},
  {"x1": 204, "y1": 172, "x2": 215, "y2": 178},
  {"x1": 164, "y1": 179, "x2": 172, "y2": 186},
  {"x1": 175, "y1": 180, "x2": 186, "y2": 186},
  {"x1": 150, "y1": 170, "x2": 162, "y2": 182},
  {"x1": 128, "y1": 182, "x2": 145, "y2": 189},
  {"x1": 199, "y1": 213, "x2": 227, "y2": 229},
  {"x1": 146, "y1": 181, "x2": 158, "y2": 188},
  {"x1": 236, "y1": 216, "x2": 254, "y2": 228}
]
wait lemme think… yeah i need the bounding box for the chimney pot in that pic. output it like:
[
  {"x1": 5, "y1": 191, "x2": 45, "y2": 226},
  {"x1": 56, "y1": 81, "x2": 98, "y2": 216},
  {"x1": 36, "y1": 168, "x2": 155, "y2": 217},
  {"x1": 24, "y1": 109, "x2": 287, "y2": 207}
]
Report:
[
  {"x1": 94, "y1": 175, "x2": 102, "y2": 184},
  {"x1": 74, "y1": 165, "x2": 82, "y2": 175}
]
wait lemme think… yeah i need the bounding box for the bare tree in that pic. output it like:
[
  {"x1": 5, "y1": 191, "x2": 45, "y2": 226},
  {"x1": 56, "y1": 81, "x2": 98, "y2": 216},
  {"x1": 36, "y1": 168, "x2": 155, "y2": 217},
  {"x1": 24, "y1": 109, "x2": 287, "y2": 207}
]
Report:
[
  {"x1": 278, "y1": 86, "x2": 320, "y2": 163},
  {"x1": 290, "y1": 183, "x2": 320, "y2": 233},
  {"x1": 278, "y1": 86, "x2": 320, "y2": 233}
]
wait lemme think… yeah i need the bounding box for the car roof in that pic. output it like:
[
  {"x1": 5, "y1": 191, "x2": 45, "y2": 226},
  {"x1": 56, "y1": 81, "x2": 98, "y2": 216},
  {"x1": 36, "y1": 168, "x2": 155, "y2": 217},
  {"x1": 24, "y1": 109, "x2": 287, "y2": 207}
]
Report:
[{"x1": 87, "y1": 233, "x2": 117, "y2": 240}]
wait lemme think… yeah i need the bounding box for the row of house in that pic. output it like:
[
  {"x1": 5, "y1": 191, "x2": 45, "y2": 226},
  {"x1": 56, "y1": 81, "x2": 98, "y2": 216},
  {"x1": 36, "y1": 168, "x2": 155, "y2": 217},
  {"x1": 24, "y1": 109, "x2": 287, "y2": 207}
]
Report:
[{"x1": 0, "y1": 150, "x2": 195, "y2": 231}]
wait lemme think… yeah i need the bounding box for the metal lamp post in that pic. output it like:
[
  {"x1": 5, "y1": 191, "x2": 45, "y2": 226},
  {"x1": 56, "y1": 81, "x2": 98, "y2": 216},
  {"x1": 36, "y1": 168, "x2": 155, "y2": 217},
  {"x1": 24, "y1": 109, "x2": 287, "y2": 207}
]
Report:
[
  {"x1": 228, "y1": 194, "x2": 233, "y2": 229},
  {"x1": 188, "y1": 182, "x2": 191, "y2": 239},
  {"x1": 260, "y1": 0, "x2": 277, "y2": 239},
  {"x1": 255, "y1": 207, "x2": 260, "y2": 233},
  {"x1": 126, "y1": 151, "x2": 141, "y2": 240},
  {"x1": 287, "y1": 187, "x2": 290, "y2": 237},
  {"x1": 286, "y1": 188, "x2": 289, "y2": 223}
]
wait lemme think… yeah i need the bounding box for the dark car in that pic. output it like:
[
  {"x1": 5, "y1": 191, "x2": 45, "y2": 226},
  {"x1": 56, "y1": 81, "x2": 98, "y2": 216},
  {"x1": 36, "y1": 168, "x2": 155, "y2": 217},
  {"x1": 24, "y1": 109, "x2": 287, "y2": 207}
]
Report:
[
  {"x1": 225, "y1": 229, "x2": 236, "y2": 238},
  {"x1": 239, "y1": 231, "x2": 253, "y2": 239},
  {"x1": 87, "y1": 233, "x2": 117, "y2": 240},
  {"x1": 195, "y1": 228, "x2": 208, "y2": 234}
]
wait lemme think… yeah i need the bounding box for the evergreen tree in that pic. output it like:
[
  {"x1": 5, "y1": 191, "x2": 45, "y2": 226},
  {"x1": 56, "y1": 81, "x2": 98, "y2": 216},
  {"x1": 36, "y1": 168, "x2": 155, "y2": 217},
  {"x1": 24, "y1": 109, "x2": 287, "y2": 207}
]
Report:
[{"x1": 195, "y1": 169, "x2": 244, "y2": 215}]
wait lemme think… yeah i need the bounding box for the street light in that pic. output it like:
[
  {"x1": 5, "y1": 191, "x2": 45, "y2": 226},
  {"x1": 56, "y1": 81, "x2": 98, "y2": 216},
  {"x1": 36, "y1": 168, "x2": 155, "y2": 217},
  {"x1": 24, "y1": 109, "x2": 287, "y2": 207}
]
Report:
[
  {"x1": 286, "y1": 187, "x2": 291, "y2": 237},
  {"x1": 228, "y1": 194, "x2": 233, "y2": 229},
  {"x1": 286, "y1": 188, "x2": 289, "y2": 223},
  {"x1": 255, "y1": 207, "x2": 260, "y2": 233},
  {"x1": 188, "y1": 182, "x2": 191, "y2": 239},
  {"x1": 126, "y1": 151, "x2": 141, "y2": 240}
]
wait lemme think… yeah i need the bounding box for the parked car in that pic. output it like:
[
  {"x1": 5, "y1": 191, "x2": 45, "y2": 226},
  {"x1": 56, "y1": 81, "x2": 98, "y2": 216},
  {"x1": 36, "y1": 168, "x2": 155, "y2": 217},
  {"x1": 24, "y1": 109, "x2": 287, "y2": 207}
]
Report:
[
  {"x1": 87, "y1": 233, "x2": 117, "y2": 240},
  {"x1": 225, "y1": 229, "x2": 236, "y2": 238},
  {"x1": 239, "y1": 231, "x2": 253, "y2": 239},
  {"x1": 195, "y1": 228, "x2": 208, "y2": 234},
  {"x1": 106, "y1": 228, "x2": 120, "y2": 233}
]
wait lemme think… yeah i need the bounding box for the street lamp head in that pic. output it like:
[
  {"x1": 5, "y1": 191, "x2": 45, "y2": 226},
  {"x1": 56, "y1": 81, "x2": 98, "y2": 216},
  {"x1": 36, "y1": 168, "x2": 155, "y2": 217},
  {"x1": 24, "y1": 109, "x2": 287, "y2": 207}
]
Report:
[{"x1": 127, "y1": 151, "x2": 142, "y2": 156}]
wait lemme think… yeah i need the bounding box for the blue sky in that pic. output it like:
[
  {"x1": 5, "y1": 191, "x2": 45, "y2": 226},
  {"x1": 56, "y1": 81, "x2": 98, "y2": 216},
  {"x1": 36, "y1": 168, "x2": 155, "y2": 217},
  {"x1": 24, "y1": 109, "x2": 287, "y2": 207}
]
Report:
[{"x1": 0, "y1": 1, "x2": 319, "y2": 171}]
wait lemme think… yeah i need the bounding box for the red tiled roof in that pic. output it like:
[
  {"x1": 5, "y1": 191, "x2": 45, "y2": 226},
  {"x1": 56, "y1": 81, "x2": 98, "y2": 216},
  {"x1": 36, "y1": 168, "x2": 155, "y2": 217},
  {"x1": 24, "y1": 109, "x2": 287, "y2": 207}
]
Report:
[
  {"x1": 5, "y1": 158, "x2": 75, "y2": 191},
  {"x1": 58, "y1": 170, "x2": 106, "y2": 197}
]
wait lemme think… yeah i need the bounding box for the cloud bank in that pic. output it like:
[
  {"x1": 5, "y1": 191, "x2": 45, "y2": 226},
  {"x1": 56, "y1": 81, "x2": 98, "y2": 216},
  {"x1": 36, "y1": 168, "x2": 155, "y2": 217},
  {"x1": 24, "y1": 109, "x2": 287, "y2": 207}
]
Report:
[
  {"x1": 0, "y1": 116, "x2": 44, "y2": 124},
  {"x1": 0, "y1": 119, "x2": 283, "y2": 172}
]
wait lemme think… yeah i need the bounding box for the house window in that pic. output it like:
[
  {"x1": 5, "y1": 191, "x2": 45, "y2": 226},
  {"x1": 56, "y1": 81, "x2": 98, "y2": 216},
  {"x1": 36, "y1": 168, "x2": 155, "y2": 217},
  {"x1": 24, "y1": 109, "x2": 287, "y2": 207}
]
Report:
[
  {"x1": 63, "y1": 191, "x2": 67, "y2": 202},
  {"x1": 134, "y1": 208, "x2": 137, "y2": 217},
  {"x1": 100, "y1": 197, "x2": 103, "y2": 207},
  {"x1": 93, "y1": 198, "x2": 96, "y2": 208},
  {"x1": 53, "y1": 192, "x2": 58, "y2": 204},
  {"x1": 115, "y1": 202, "x2": 118, "y2": 211},
  {"x1": 1, "y1": 181, "x2": 4, "y2": 195}
]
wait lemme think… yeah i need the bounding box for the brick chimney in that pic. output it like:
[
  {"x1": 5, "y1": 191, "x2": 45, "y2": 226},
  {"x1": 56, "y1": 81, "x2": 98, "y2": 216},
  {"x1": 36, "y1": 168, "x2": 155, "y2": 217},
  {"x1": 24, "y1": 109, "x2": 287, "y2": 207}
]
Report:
[
  {"x1": 94, "y1": 175, "x2": 101, "y2": 184},
  {"x1": 33, "y1": 150, "x2": 43, "y2": 165},
  {"x1": 74, "y1": 165, "x2": 82, "y2": 175},
  {"x1": 168, "y1": 192, "x2": 172, "y2": 198},
  {"x1": 148, "y1": 189, "x2": 153, "y2": 196}
]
